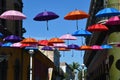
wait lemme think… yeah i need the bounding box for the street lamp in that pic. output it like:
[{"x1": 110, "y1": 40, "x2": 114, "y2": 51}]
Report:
[
  {"x1": 28, "y1": 49, "x2": 34, "y2": 80},
  {"x1": 81, "y1": 64, "x2": 85, "y2": 80}
]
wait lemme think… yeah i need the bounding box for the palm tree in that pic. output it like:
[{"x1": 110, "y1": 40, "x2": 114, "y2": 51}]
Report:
[{"x1": 69, "y1": 62, "x2": 80, "y2": 79}]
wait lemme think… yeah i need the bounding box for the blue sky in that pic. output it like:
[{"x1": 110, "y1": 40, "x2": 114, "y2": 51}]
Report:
[{"x1": 22, "y1": 0, "x2": 90, "y2": 65}]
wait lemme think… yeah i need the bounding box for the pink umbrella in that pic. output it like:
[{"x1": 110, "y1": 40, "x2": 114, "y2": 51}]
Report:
[
  {"x1": 91, "y1": 45, "x2": 103, "y2": 50},
  {"x1": 0, "y1": 10, "x2": 26, "y2": 20},
  {"x1": 53, "y1": 43, "x2": 67, "y2": 48},
  {"x1": 59, "y1": 33, "x2": 77, "y2": 44},
  {"x1": 105, "y1": 16, "x2": 120, "y2": 25},
  {"x1": 11, "y1": 42, "x2": 22, "y2": 48}
]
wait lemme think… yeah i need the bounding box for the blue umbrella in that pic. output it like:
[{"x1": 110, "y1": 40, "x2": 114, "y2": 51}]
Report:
[
  {"x1": 72, "y1": 30, "x2": 92, "y2": 36},
  {"x1": 2, "y1": 42, "x2": 13, "y2": 47},
  {"x1": 0, "y1": 33, "x2": 3, "y2": 37},
  {"x1": 41, "y1": 46, "x2": 53, "y2": 51},
  {"x1": 101, "y1": 44, "x2": 113, "y2": 49},
  {"x1": 25, "y1": 46, "x2": 38, "y2": 50},
  {"x1": 96, "y1": 7, "x2": 120, "y2": 17}
]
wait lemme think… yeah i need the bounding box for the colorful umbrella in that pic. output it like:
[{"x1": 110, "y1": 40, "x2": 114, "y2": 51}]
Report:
[
  {"x1": 0, "y1": 33, "x2": 3, "y2": 38},
  {"x1": 33, "y1": 10, "x2": 59, "y2": 30},
  {"x1": 21, "y1": 37, "x2": 38, "y2": 44},
  {"x1": 96, "y1": 8, "x2": 120, "y2": 17},
  {"x1": 41, "y1": 46, "x2": 53, "y2": 51},
  {"x1": 25, "y1": 46, "x2": 38, "y2": 51},
  {"x1": 3, "y1": 35, "x2": 22, "y2": 42},
  {"x1": 0, "y1": 10, "x2": 26, "y2": 20},
  {"x1": 11, "y1": 42, "x2": 22, "y2": 48},
  {"x1": 38, "y1": 39, "x2": 53, "y2": 46},
  {"x1": 58, "y1": 48, "x2": 70, "y2": 57},
  {"x1": 2, "y1": 42, "x2": 13, "y2": 47},
  {"x1": 91, "y1": 45, "x2": 103, "y2": 50},
  {"x1": 105, "y1": 16, "x2": 120, "y2": 25},
  {"x1": 78, "y1": 45, "x2": 92, "y2": 50},
  {"x1": 72, "y1": 30, "x2": 92, "y2": 36},
  {"x1": 64, "y1": 9, "x2": 89, "y2": 30},
  {"x1": 67, "y1": 44, "x2": 79, "y2": 57},
  {"x1": 87, "y1": 24, "x2": 108, "y2": 32},
  {"x1": 48, "y1": 37, "x2": 65, "y2": 43},
  {"x1": 53, "y1": 43, "x2": 67, "y2": 48},
  {"x1": 101, "y1": 44, "x2": 113, "y2": 49},
  {"x1": 59, "y1": 33, "x2": 77, "y2": 44}
]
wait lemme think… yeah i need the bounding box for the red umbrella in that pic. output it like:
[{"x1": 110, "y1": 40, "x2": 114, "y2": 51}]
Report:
[
  {"x1": 0, "y1": 10, "x2": 26, "y2": 20},
  {"x1": 64, "y1": 9, "x2": 89, "y2": 30},
  {"x1": 87, "y1": 24, "x2": 109, "y2": 32}
]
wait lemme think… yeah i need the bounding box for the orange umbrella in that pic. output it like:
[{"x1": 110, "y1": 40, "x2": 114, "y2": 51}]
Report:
[
  {"x1": 48, "y1": 37, "x2": 65, "y2": 43},
  {"x1": 64, "y1": 9, "x2": 89, "y2": 30},
  {"x1": 58, "y1": 48, "x2": 70, "y2": 57},
  {"x1": 21, "y1": 37, "x2": 38, "y2": 44},
  {"x1": 79, "y1": 45, "x2": 92, "y2": 50}
]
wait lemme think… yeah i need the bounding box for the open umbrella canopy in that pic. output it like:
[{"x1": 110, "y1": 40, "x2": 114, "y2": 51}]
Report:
[
  {"x1": 48, "y1": 37, "x2": 65, "y2": 43},
  {"x1": 87, "y1": 24, "x2": 109, "y2": 32},
  {"x1": 77, "y1": 45, "x2": 92, "y2": 50},
  {"x1": 67, "y1": 44, "x2": 79, "y2": 49},
  {"x1": 91, "y1": 45, "x2": 103, "y2": 50},
  {"x1": 58, "y1": 47, "x2": 70, "y2": 51},
  {"x1": 11, "y1": 42, "x2": 22, "y2": 48},
  {"x1": 3, "y1": 35, "x2": 22, "y2": 42},
  {"x1": 64, "y1": 9, "x2": 89, "y2": 30},
  {"x1": 59, "y1": 34, "x2": 77, "y2": 40},
  {"x1": 33, "y1": 10, "x2": 59, "y2": 30},
  {"x1": 41, "y1": 46, "x2": 53, "y2": 51},
  {"x1": 53, "y1": 43, "x2": 67, "y2": 48},
  {"x1": 21, "y1": 37, "x2": 38, "y2": 44},
  {"x1": 101, "y1": 44, "x2": 113, "y2": 49},
  {"x1": 95, "y1": 7, "x2": 120, "y2": 17},
  {"x1": 72, "y1": 30, "x2": 92, "y2": 36},
  {"x1": 0, "y1": 10, "x2": 26, "y2": 20},
  {"x1": 105, "y1": 16, "x2": 120, "y2": 25},
  {"x1": 2, "y1": 42, "x2": 13, "y2": 47}
]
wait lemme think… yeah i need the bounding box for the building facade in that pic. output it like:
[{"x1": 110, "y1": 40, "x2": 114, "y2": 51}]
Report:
[
  {"x1": 0, "y1": 0, "x2": 26, "y2": 37},
  {"x1": 84, "y1": 0, "x2": 120, "y2": 80}
]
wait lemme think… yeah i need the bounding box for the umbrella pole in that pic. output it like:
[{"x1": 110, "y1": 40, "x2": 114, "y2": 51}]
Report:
[
  {"x1": 76, "y1": 20, "x2": 78, "y2": 30},
  {"x1": 46, "y1": 20, "x2": 49, "y2": 31}
]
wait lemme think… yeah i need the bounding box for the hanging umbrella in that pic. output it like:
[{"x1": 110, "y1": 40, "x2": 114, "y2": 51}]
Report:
[
  {"x1": 67, "y1": 44, "x2": 79, "y2": 57},
  {"x1": 0, "y1": 33, "x2": 3, "y2": 38},
  {"x1": 53, "y1": 43, "x2": 67, "y2": 48},
  {"x1": 38, "y1": 39, "x2": 53, "y2": 46},
  {"x1": 87, "y1": 24, "x2": 109, "y2": 32},
  {"x1": 2, "y1": 42, "x2": 13, "y2": 47},
  {"x1": 58, "y1": 47, "x2": 70, "y2": 57},
  {"x1": 48, "y1": 37, "x2": 65, "y2": 43},
  {"x1": 25, "y1": 46, "x2": 38, "y2": 51},
  {"x1": 3, "y1": 35, "x2": 22, "y2": 42},
  {"x1": 41, "y1": 46, "x2": 53, "y2": 51},
  {"x1": 78, "y1": 45, "x2": 92, "y2": 50},
  {"x1": 21, "y1": 37, "x2": 38, "y2": 44},
  {"x1": 64, "y1": 9, "x2": 89, "y2": 30},
  {"x1": 33, "y1": 10, "x2": 59, "y2": 30},
  {"x1": 101, "y1": 44, "x2": 113, "y2": 49},
  {"x1": 0, "y1": 10, "x2": 26, "y2": 20},
  {"x1": 91, "y1": 45, "x2": 103, "y2": 50},
  {"x1": 105, "y1": 16, "x2": 120, "y2": 25},
  {"x1": 11, "y1": 42, "x2": 22, "y2": 48},
  {"x1": 59, "y1": 33, "x2": 77, "y2": 44},
  {"x1": 72, "y1": 30, "x2": 92, "y2": 36},
  {"x1": 95, "y1": 7, "x2": 120, "y2": 17}
]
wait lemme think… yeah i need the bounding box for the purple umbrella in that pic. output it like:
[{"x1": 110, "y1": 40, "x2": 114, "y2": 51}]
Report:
[
  {"x1": 67, "y1": 44, "x2": 79, "y2": 57},
  {"x1": 33, "y1": 10, "x2": 59, "y2": 30},
  {"x1": 41, "y1": 46, "x2": 53, "y2": 51},
  {"x1": 3, "y1": 35, "x2": 22, "y2": 42}
]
